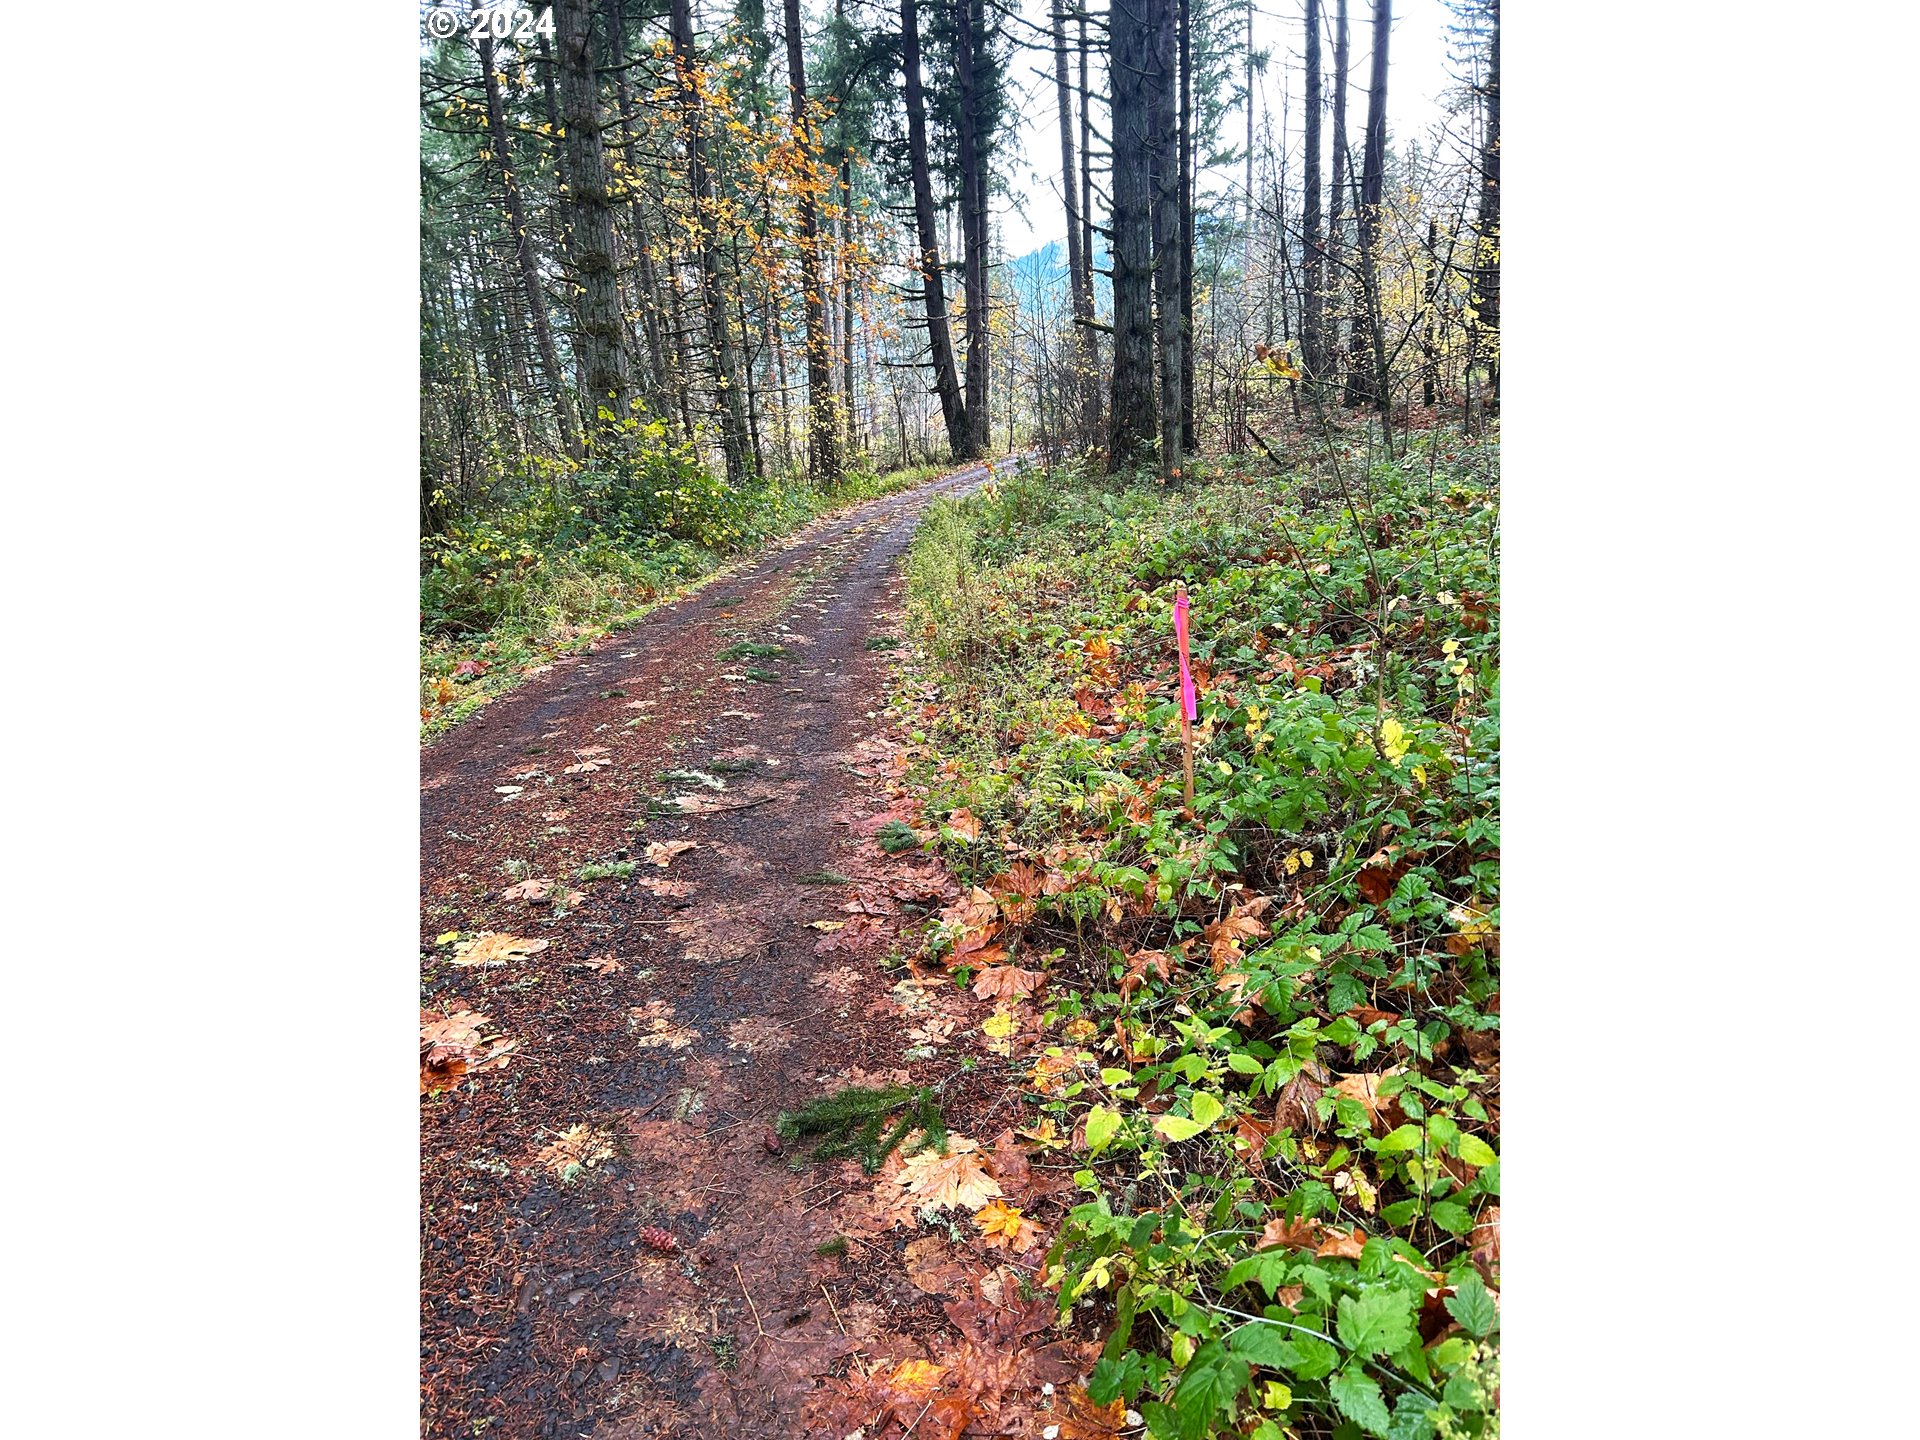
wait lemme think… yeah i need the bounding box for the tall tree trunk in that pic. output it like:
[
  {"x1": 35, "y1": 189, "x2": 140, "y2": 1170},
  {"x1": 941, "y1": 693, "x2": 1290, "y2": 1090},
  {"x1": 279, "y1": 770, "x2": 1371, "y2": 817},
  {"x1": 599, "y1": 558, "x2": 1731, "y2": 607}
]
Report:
[
  {"x1": 1077, "y1": 7, "x2": 1100, "y2": 439},
  {"x1": 1051, "y1": 0, "x2": 1099, "y2": 447},
  {"x1": 1178, "y1": 0, "x2": 1195, "y2": 453},
  {"x1": 954, "y1": 0, "x2": 991, "y2": 459},
  {"x1": 784, "y1": 0, "x2": 843, "y2": 485},
  {"x1": 555, "y1": 0, "x2": 630, "y2": 435},
  {"x1": 1149, "y1": 0, "x2": 1185, "y2": 479},
  {"x1": 901, "y1": 0, "x2": 969, "y2": 456},
  {"x1": 670, "y1": 0, "x2": 753, "y2": 486},
  {"x1": 1422, "y1": 214, "x2": 1439, "y2": 406},
  {"x1": 840, "y1": 151, "x2": 859, "y2": 459},
  {"x1": 1326, "y1": 0, "x2": 1351, "y2": 390},
  {"x1": 477, "y1": 30, "x2": 579, "y2": 454},
  {"x1": 1107, "y1": 0, "x2": 1157, "y2": 470},
  {"x1": 1343, "y1": 0, "x2": 1390, "y2": 414},
  {"x1": 605, "y1": 0, "x2": 672, "y2": 423},
  {"x1": 1301, "y1": 0, "x2": 1325, "y2": 378},
  {"x1": 1475, "y1": 0, "x2": 1500, "y2": 407}
]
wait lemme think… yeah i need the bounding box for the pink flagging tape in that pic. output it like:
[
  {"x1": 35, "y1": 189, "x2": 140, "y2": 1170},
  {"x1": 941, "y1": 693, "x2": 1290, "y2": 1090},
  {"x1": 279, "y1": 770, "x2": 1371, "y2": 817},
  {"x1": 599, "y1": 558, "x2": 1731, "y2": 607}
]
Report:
[{"x1": 1174, "y1": 589, "x2": 1198, "y2": 723}]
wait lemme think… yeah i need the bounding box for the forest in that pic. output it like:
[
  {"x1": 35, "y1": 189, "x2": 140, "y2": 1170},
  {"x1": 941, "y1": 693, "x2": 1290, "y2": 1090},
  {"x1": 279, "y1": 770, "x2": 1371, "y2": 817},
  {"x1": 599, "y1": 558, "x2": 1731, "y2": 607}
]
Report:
[{"x1": 420, "y1": 2, "x2": 1500, "y2": 1436}]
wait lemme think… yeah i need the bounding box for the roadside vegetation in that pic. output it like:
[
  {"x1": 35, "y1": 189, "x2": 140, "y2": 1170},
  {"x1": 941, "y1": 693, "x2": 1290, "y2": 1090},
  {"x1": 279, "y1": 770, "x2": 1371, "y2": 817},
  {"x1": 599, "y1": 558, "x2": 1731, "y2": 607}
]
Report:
[
  {"x1": 894, "y1": 424, "x2": 1501, "y2": 1439},
  {"x1": 419, "y1": 438, "x2": 945, "y2": 738}
]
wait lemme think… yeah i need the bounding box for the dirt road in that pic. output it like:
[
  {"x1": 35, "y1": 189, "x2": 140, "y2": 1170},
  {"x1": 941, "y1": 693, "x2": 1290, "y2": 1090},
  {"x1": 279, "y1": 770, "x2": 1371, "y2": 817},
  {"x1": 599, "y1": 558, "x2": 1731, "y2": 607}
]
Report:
[{"x1": 419, "y1": 456, "x2": 1069, "y2": 1438}]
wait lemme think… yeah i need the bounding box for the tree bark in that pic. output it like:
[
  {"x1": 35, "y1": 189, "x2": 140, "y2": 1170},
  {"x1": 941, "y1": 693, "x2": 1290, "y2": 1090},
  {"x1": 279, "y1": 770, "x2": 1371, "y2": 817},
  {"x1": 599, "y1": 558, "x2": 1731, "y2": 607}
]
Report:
[
  {"x1": 477, "y1": 30, "x2": 579, "y2": 455},
  {"x1": 784, "y1": 0, "x2": 843, "y2": 485},
  {"x1": 1178, "y1": 0, "x2": 1195, "y2": 454},
  {"x1": 1326, "y1": 0, "x2": 1351, "y2": 387},
  {"x1": 1343, "y1": 0, "x2": 1390, "y2": 413},
  {"x1": 1107, "y1": 0, "x2": 1157, "y2": 470},
  {"x1": 670, "y1": 0, "x2": 754, "y2": 486},
  {"x1": 1475, "y1": 0, "x2": 1500, "y2": 407},
  {"x1": 954, "y1": 0, "x2": 991, "y2": 459},
  {"x1": 901, "y1": 0, "x2": 969, "y2": 457},
  {"x1": 1077, "y1": 7, "x2": 1100, "y2": 439},
  {"x1": 1422, "y1": 214, "x2": 1439, "y2": 406},
  {"x1": 1149, "y1": 0, "x2": 1185, "y2": 478},
  {"x1": 1051, "y1": 1, "x2": 1099, "y2": 448},
  {"x1": 555, "y1": 0, "x2": 630, "y2": 435},
  {"x1": 1301, "y1": 0, "x2": 1325, "y2": 378}
]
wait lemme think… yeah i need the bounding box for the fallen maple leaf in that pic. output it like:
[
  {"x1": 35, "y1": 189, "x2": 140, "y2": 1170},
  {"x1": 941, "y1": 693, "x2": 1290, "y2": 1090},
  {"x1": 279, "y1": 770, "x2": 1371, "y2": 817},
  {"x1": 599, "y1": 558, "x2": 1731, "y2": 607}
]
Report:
[
  {"x1": 1331, "y1": 1069, "x2": 1402, "y2": 1132},
  {"x1": 1315, "y1": 1225, "x2": 1370, "y2": 1259},
  {"x1": 972, "y1": 964, "x2": 1044, "y2": 1002},
  {"x1": 1202, "y1": 908, "x2": 1268, "y2": 967},
  {"x1": 450, "y1": 932, "x2": 550, "y2": 967},
  {"x1": 644, "y1": 840, "x2": 698, "y2": 867},
  {"x1": 1273, "y1": 1061, "x2": 1332, "y2": 1132},
  {"x1": 973, "y1": 1200, "x2": 1043, "y2": 1252},
  {"x1": 579, "y1": 954, "x2": 624, "y2": 975},
  {"x1": 419, "y1": 1008, "x2": 518, "y2": 1094},
  {"x1": 1119, "y1": 947, "x2": 1176, "y2": 1000},
  {"x1": 1471, "y1": 1204, "x2": 1501, "y2": 1278},
  {"x1": 945, "y1": 807, "x2": 982, "y2": 841},
  {"x1": 501, "y1": 878, "x2": 555, "y2": 902},
  {"x1": 1258, "y1": 1214, "x2": 1321, "y2": 1250},
  {"x1": 1049, "y1": 1386, "x2": 1130, "y2": 1439},
  {"x1": 636, "y1": 876, "x2": 694, "y2": 897},
  {"x1": 630, "y1": 1002, "x2": 699, "y2": 1049},
  {"x1": 897, "y1": 1135, "x2": 1002, "y2": 1212},
  {"x1": 535, "y1": 1122, "x2": 615, "y2": 1179}
]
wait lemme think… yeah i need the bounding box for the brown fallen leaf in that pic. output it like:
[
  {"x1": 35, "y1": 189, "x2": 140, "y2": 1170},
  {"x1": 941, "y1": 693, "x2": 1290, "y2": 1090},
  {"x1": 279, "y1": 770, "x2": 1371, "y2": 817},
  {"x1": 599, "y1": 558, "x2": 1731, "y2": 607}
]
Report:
[
  {"x1": 1050, "y1": 1385, "x2": 1130, "y2": 1439},
  {"x1": 897, "y1": 1135, "x2": 1002, "y2": 1212},
  {"x1": 1258, "y1": 1214, "x2": 1321, "y2": 1250},
  {"x1": 535, "y1": 1122, "x2": 615, "y2": 1178},
  {"x1": 973, "y1": 1200, "x2": 1043, "y2": 1252},
  {"x1": 1331, "y1": 1069, "x2": 1403, "y2": 1132},
  {"x1": 644, "y1": 840, "x2": 698, "y2": 868},
  {"x1": 1119, "y1": 947, "x2": 1176, "y2": 1000},
  {"x1": 972, "y1": 963, "x2": 1044, "y2": 1002},
  {"x1": 578, "y1": 954, "x2": 624, "y2": 975},
  {"x1": 904, "y1": 1235, "x2": 976, "y2": 1296},
  {"x1": 945, "y1": 807, "x2": 982, "y2": 841},
  {"x1": 420, "y1": 1008, "x2": 518, "y2": 1094},
  {"x1": 1470, "y1": 1204, "x2": 1501, "y2": 1279},
  {"x1": 1315, "y1": 1226, "x2": 1370, "y2": 1260},
  {"x1": 501, "y1": 878, "x2": 555, "y2": 902},
  {"x1": 636, "y1": 876, "x2": 694, "y2": 898},
  {"x1": 630, "y1": 1002, "x2": 699, "y2": 1050},
  {"x1": 1273, "y1": 1061, "x2": 1332, "y2": 1132},
  {"x1": 450, "y1": 932, "x2": 550, "y2": 967},
  {"x1": 1203, "y1": 908, "x2": 1268, "y2": 967}
]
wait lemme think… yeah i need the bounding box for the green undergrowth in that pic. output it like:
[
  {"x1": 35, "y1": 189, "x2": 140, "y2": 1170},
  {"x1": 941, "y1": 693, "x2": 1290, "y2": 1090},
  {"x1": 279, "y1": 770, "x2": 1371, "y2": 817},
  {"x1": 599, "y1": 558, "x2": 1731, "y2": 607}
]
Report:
[
  {"x1": 420, "y1": 453, "x2": 948, "y2": 739},
  {"x1": 896, "y1": 427, "x2": 1500, "y2": 1440}
]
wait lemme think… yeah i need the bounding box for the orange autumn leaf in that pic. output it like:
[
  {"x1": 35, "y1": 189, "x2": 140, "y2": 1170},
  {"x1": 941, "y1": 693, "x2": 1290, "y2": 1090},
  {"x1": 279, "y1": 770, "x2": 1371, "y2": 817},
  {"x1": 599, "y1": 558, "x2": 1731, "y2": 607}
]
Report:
[
  {"x1": 973, "y1": 1199, "x2": 1043, "y2": 1252},
  {"x1": 897, "y1": 1135, "x2": 1002, "y2": 1212}
]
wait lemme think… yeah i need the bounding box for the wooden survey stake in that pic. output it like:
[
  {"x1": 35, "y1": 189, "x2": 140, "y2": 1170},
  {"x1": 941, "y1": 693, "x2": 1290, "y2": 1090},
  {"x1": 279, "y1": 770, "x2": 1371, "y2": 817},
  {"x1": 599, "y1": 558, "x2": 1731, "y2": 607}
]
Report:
[{"x1": 1174, "y1": 582, "x2": 1197, "y2": 816}]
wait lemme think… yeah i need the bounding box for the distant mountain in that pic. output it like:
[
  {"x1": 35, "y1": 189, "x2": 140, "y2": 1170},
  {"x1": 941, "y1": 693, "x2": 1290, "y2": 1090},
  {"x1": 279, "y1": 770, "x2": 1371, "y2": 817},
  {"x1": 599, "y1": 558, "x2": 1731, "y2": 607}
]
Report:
[{"x1": 1002, "y1": 236, "x2": 1112, "y2": 313}]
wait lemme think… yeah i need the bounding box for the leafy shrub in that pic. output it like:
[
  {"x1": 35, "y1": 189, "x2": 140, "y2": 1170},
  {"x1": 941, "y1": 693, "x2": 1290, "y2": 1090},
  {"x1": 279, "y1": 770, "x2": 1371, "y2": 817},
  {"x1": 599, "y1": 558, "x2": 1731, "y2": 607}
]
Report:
[{"x1": 898, "y1": 435, "x2": 1501, "y2": 1439}]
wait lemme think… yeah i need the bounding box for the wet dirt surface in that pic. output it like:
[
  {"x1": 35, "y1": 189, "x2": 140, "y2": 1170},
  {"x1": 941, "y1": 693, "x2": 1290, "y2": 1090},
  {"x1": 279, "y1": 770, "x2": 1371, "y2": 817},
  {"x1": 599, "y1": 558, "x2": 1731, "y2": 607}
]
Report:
[{"x1": 419, "y1": 457, "x2": 1089, "y2": 1439}]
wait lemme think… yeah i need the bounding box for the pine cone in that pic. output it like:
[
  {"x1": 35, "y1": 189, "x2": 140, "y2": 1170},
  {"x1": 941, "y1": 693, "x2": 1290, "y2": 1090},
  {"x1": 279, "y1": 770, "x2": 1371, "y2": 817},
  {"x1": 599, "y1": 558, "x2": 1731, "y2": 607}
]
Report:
[{"x1": 639, "y1": 1225, "x2": 678, "y2": 1254}]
